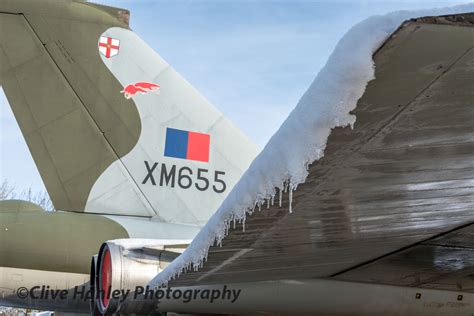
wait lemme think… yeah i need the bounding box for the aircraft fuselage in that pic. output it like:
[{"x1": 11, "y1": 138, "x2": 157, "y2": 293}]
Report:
[{"x1": 0, "y1": 200, "x2": 127, "y2": 312}]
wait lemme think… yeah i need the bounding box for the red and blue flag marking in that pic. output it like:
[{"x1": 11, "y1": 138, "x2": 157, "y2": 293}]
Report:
[{"x1": 164, "y1": 128, "x2": 210, "y2": 163}]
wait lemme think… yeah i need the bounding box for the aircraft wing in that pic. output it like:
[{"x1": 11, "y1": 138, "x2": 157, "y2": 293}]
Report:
[{"x1": 163, "y1": 14, "x2": 474, "y2": 292}]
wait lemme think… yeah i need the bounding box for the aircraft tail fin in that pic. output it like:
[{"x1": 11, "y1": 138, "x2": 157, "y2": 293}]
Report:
[{"x1": 0, "y1": 1, "x2": 258, "y2": 225}]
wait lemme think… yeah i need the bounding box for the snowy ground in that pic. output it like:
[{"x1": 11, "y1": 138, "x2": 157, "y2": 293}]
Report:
[
  {"x1": 0, "y1": 307, "x2": 49, "y2": 316},
  {"x1": 149, "y1": 3, "x2": 474, "y2": 287},
  {"x1": 0, "y1": 307, "x2": 27, "y2": 316}
]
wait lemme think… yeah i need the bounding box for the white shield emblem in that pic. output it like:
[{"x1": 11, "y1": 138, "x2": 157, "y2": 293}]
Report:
[{"x1": 99, "y1": 36, "x2": 120, "y2": 58}]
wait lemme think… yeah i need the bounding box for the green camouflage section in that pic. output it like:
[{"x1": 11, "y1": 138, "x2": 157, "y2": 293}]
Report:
[
  {"x1": 0, "y1": 0, "x2": 141, "y2": 212},
  {"x1": 0, "y1": 200, "x2": 128, "y2": 274}
]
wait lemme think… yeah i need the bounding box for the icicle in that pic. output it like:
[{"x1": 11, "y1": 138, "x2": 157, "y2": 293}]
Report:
[
  {"x1": 258, "y1": 202, "x2": 261, "y2": 211},
  {"x1": 267, "y1": 198, "x2": 270, "y2": 209},
  {"x1": 225, "y1": 222, "x2": 230, "y2": 236},
  {"x1": 242, "y1": 218, "x2": 246, "y2": 232},
  {"x1": 289, "y1": 184, "x2": 294, "y2": 213},
  {"x1": 279, "y1": 188, "x2": 282, "y2": 207},
  {"x1": 271, "y1": 195, "x2": 275, "y2": 206}
]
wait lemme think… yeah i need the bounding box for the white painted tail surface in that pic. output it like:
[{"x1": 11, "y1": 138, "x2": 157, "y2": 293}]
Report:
[{"x1": 86, "y1": 27, "x2": 259, "y2": 225}]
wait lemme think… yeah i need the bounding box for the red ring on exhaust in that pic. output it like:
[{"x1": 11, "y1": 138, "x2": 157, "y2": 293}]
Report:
[{"x1": 101, "y1": 248, "x2": 112, "y2": 309}]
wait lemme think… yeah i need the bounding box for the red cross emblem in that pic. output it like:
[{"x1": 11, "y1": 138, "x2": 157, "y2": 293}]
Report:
[{"x1": 99, "y1": 36, "x2": 120, "y2": 58}]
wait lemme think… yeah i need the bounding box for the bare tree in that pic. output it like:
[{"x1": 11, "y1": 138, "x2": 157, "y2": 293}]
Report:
[
  {"x1": 0, "y1": 179, "x2": 54, "y2": 211},
  {"x1": 0, "y1": 179, "x2": 15, "y2": 200}
]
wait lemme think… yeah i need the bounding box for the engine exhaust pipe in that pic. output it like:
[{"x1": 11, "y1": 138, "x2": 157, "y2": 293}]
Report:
[{"x1": 94, "y1": 240, "x2": 184, "y2": 315}]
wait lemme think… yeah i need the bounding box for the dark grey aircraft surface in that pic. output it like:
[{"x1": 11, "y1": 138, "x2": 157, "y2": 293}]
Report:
[{"x1": 0, "y1": 1, "x2": 473, "y2": 315}]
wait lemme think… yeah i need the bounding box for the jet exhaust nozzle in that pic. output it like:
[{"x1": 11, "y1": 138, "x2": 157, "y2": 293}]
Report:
[{"x1": 93, "y1": 239, "x2": 185, "y2": 315}]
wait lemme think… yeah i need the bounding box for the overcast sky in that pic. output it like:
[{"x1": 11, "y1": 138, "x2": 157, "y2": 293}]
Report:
[{"x1": 0, "y1": 0, "x2": 468, "y2": 193}]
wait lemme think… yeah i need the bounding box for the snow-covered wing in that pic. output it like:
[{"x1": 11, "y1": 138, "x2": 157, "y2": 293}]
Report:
[{"x1": 150, "y1": 10, "x2": 474, "y2": 288}]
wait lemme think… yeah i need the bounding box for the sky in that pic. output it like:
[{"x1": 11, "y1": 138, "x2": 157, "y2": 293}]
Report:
[{"x1": 0, "y1": 0, "x2": 469, "y2": 194}]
